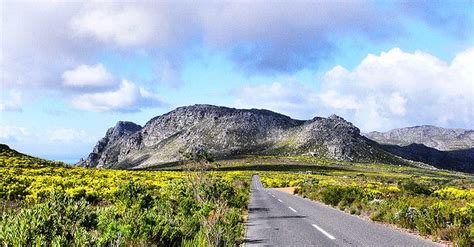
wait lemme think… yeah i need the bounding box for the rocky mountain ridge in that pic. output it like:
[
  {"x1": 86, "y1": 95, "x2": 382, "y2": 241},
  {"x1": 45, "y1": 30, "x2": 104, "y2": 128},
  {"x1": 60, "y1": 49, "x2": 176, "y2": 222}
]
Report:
[
  {"x1": 364, "y1": 126, "x2": 474, "y2": 151},
  {"x1": 78, "y1": 104, "x2": 394, "y2": 169},
  {"x1": 364, "y1": 126, "x2": 473, "y2": 173}
]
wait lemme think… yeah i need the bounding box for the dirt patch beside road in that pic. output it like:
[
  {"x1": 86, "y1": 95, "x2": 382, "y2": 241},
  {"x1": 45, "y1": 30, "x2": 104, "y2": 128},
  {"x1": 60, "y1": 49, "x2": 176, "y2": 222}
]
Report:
[{"x1": 274, "y1": 187, "x2": 296, "y2": 194}]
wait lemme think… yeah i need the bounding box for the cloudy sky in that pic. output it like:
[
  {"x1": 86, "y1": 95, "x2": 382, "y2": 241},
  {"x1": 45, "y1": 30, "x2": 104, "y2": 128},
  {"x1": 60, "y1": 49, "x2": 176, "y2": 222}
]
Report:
[{"x1": 1, "y1": 1, "x2": 473, "y2": 163}]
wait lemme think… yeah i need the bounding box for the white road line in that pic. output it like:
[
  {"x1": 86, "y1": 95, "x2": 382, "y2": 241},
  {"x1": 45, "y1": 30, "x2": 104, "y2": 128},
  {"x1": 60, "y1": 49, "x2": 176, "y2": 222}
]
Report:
[
  {"x1": 288, "y1": 206, "x2": 297, "y2": 212},
  {"x1": 271, "y1": 195, "x2": 275, "y2": 198},
  {"x1": 312, "y1": 224, "x2": 336, "y2": 240},
  {"x1": 277, "y1": 199, "x2": 283, "y2": 202}
]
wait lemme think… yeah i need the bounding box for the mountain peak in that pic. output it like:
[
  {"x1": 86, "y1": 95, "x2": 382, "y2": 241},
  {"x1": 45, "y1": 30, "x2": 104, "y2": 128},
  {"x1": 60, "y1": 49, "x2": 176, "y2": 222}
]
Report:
[
  {"x1": 170, "y1": 104, "x2": 294, "y2": 118},
  {"x1": 328, "y1": 114, "x2": 344, "y2": 120},
  {"x1": 79, "y1": 104, "x2": 393, "y2": 169},
  {"x1": 105, "y1": 121, "x2": 142, "y2": 144},
  {"x1": 113, "y1": 121, "x2": 142, "y2": 133}
]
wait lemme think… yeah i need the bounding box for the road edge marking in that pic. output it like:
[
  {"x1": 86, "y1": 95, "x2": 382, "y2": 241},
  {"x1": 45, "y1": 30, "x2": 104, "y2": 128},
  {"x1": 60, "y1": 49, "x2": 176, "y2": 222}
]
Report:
[{"x1": 312, "y1": 224, "x2": 336, "y2": 240}]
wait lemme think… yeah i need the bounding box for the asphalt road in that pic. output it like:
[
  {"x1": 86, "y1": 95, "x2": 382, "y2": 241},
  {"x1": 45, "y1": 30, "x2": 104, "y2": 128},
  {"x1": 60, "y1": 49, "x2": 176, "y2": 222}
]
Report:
[{"x1": 245, "y1": 175, "x2": 440, "y2": 247}]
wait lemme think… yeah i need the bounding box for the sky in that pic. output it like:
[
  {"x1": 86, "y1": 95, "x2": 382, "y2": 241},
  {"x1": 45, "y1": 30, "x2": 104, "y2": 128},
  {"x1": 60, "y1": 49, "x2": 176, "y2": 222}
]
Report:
[{"x1": 1, "y1": 0, "x2": 473, "y2": 163}]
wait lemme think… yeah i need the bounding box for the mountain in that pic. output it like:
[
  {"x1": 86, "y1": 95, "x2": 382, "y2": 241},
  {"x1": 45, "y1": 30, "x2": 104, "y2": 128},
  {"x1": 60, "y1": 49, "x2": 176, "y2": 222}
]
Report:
[
  {"x1": 364, "y1": 126, "x2": 474, "y2": 151},
  {"x1": 377, "y1": 143, "x2": 473, "y2": 173},
  {"x1": 364, "y1": 126, "x2": 474, "y2": 173},
  {"x1": 78, "y1": 104, "x2": 397, "y2": 169}
]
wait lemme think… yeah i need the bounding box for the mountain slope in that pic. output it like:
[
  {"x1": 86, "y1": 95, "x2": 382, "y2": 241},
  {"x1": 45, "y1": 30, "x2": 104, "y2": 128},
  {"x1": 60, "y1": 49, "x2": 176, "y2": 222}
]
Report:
[
  {"x1": 364, "y1": 126, "x2": 474, "y2": 151},
  {"x1": 364, "y1": 126, "x2": 474, "y2": 173},
  {"x1": 378, "y1": 144, "x2": 473, "y2": 173},
  {"x1": 78, "y1": 104, "x2": 397, "y2": 169}
]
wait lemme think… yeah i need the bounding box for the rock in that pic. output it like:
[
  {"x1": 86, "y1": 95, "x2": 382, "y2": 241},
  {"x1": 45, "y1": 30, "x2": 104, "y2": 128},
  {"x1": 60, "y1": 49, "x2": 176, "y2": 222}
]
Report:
[{"x1": 77, "y1": 121, "x2": 142, "y2": 168}]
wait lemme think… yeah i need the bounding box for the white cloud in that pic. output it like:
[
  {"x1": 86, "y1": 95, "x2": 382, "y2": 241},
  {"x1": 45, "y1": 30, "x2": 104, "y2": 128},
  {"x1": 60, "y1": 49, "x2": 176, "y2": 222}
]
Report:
[
  {"x1": 1, "y1": 1, "x2": 93, "y2": 89},
  {"x1": 0, "y1": 125, "x2": 30, "y2": 143},
  {"x1": 198, "y1": 2, "x2": 383, "y2": 45},
  {"x1": 48, "y1": 128, "x2": 95, "y2": 143},
  {"x1": 71, "y1": 6, "x2": 158, "y2": 47},
  {"x1": 319, "y1": 90, "x2": 359, "y2": 110},
  {"x1": 61, "y1": 64, "x2": 165, "y2": 111},
  {"x1": 35, "y1": 1, "x2": 395, "y2": 76},
  {"x1": 387, "y1": 92, "x2": 407, "y2": 116},
  {"x1": 319, "y1": 47, "x2": 474, "y2": 130},
  {"x1": 3, "y1": 1, "x2": 472, "y2": 94},
  {"x1": 233, "y1": 48, "x2": 474, "y2": 131},
  {"x1": 2, "y1": 2, "x2": 473, "y2": 125},
  {"x1": 0, "y1": 90, "x2": 23, "y2": 112},
  {"x1": 71, "y1": 79, "x2": 164, "y2": 112},
  {"x1": 234, "y1": 81, "x2": 319, "y2": 119},
  {"x1": 62, "y1": 64, "x2": 114, "y2": 88}
]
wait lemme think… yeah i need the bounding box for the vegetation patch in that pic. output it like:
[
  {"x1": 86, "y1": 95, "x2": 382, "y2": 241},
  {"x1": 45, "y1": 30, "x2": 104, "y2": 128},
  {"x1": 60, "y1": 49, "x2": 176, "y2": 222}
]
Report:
[
  {"x1": 2, "y1": 147, "x2": 473, "y2": 246},
  {"x1": 0, "y1": 148, "x2": 250, "y2": 246}
]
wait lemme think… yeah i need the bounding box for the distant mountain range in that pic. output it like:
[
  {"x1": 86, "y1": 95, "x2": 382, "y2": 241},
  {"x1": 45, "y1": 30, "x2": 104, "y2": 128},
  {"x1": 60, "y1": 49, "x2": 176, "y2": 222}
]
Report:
[
  {"x1": 364, "y1": 126, "x2": 473, "y2": 173},
  {"x1": 364, "y1": 126, "x2": 473, "y2": 151},
  {"x1": 77, "y1": 105, "x2": 473, "y2": 173}
]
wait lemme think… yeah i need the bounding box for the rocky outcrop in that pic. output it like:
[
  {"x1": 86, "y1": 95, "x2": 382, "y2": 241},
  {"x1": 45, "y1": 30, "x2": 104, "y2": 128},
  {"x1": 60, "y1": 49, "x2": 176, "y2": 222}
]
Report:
[
  {"x1": 78, "y1": 104, "x2": 397, "y2": 169},
  {"x1": 78, "y1": 121, "x2": 142, "y2": 168}
]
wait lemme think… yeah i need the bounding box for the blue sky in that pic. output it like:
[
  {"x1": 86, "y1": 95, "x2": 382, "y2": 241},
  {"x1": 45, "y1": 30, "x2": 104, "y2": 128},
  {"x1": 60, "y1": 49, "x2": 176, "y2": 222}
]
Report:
[{"x1": 1, "y1": 1, "x2": 473, "y2": 163}]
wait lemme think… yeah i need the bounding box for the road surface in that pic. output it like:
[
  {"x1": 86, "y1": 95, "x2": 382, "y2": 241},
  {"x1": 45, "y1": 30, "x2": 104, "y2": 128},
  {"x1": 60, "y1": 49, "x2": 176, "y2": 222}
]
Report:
[{"x1": 245, "y1": 175, "x2": 440, "y2": 246}]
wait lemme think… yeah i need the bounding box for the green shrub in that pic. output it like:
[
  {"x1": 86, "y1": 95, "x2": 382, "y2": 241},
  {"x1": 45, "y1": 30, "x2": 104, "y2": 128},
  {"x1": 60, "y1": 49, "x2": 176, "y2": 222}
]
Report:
[
  {"x1": 396, "y1": 205, "x2": 417, "y2": 229},
  {"x1": 321, "y1": 186, "x2": 345, "y2": 206},
  {"x1": 0, "y1": 189, "x2": 98, "y2": 246},
  {"x1": 115, "y1": 181, "x2": 153, "y2": 210},
  {"x1": 401, "y1": 180, "x2": 433, "y2": 195},
  {"x1": 320, "y1": 185, "x2": 368, "y2": 207},
  {"x1": 1, "y1": 175, "x2": 249, "y2": 246}
]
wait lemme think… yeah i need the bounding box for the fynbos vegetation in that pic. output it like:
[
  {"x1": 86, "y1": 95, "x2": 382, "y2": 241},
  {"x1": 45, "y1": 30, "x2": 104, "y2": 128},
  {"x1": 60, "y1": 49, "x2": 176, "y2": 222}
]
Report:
[{"x1": 0, "y1": 145, "x2": 249, "y2": 246}]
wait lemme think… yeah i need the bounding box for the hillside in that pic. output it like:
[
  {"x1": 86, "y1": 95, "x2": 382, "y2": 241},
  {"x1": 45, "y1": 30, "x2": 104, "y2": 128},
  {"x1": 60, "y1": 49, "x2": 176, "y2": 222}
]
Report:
[
  {"x1": 78, "y1": 104, "x2": 398, "y2": 169},
  {"x1": 364, "y1": 126, "x2": 474, "y2": 151}
]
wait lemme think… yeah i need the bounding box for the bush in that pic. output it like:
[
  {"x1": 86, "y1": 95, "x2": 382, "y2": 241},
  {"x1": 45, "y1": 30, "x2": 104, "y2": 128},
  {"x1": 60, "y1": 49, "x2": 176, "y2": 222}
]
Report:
[
  {"x1": 321, "y1": 186, "x2": 345, "y2": 206},
  {"x1": 320, "y1": 185, "x2": 368, "y2": 208},
  {"x1": 0, "y1": 190, "x2": 98, "y2": 246},
  {"x1": 401, "y1": 180, "x2": 432, "y2": 196},
  {"x1": 396, "y1": 205, "x2": 417, "y2": 229},
  {"x1": 114, "y1": 181, "x2": 153, "y2": 210},
  {"x1": 1, "y1": 174, "x2": 249, "y2": 246}
]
